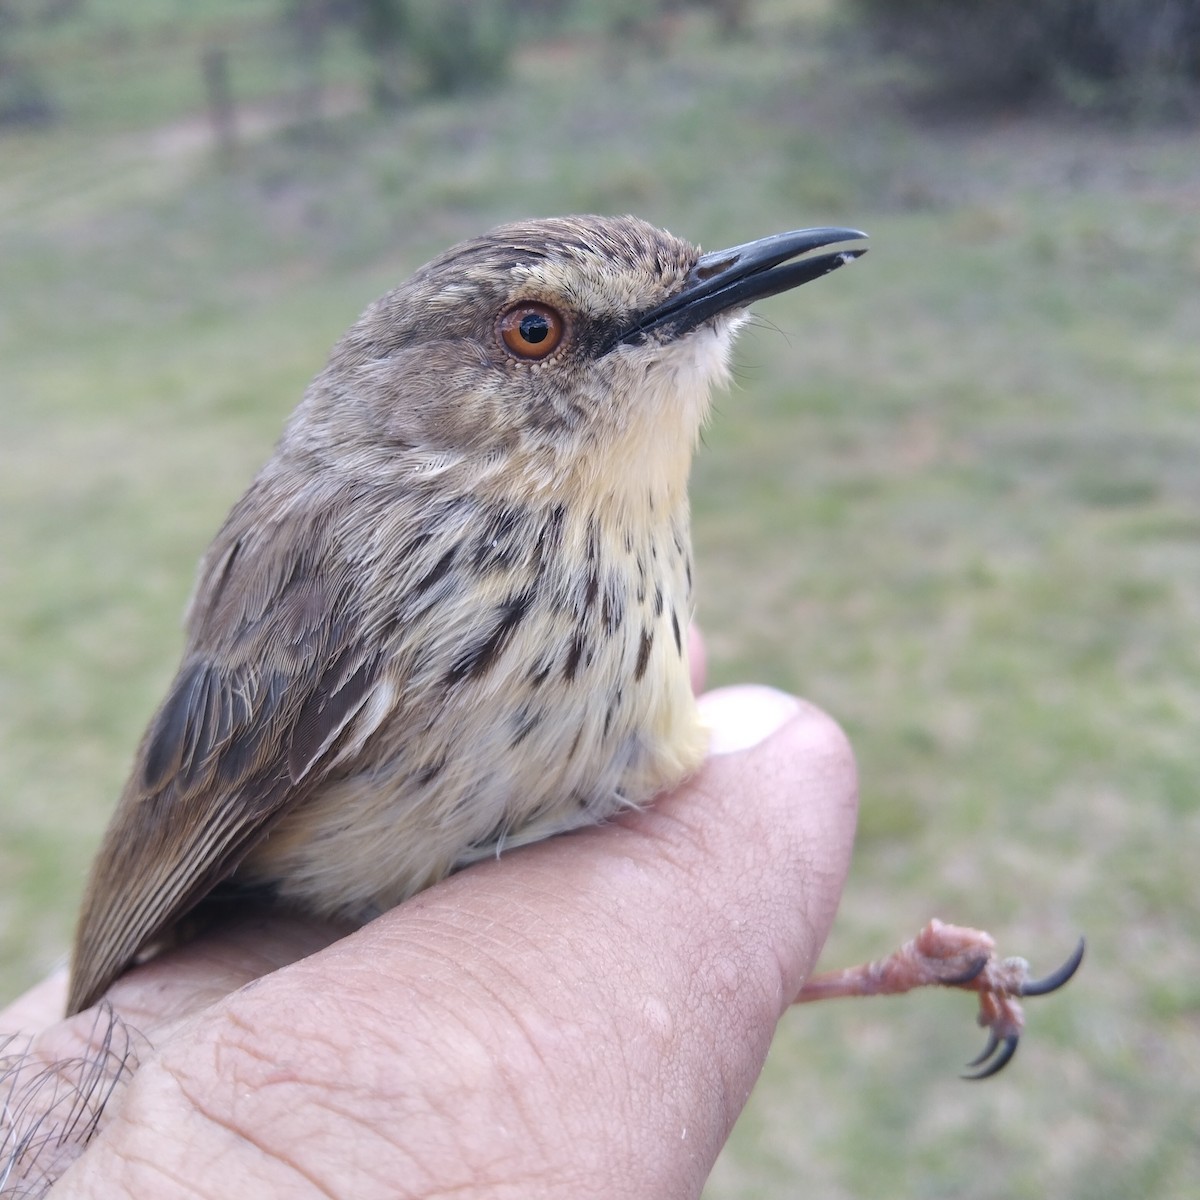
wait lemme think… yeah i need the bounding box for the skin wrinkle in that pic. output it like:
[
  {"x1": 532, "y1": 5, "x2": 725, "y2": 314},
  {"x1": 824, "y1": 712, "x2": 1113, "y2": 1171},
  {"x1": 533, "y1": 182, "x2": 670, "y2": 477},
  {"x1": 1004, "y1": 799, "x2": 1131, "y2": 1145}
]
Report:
[
  {"x1": 6, "y1": 1015, "x2": 134, "y2": 1095},
  {"x1": 166, "y1": 1001, "x2": 433, "y2": 1199},
  {"x1": 600, "y1": 714, "x2": 858, "y2": 1157},
  {"x1": 454, "y1": 881, "x2": 669, "y2": 1169},
  {"x1": 355, "y1": 904, "x2": 586, "y2": 1096},
  {"x1": 635, "y1": 883, "x2": 779, "y2": 1167},
  {"x1": 108, "y1": 1152, "x2": 213, "y2": 1200},
  {"x1": 390, "y1": 883, "x2": 640, "y2": 1182},
  {"x1": 165, "y1": 1073, "x2": 339, "y2": 1200},
  {"x1": 622, "y1": 778, "x2": 790, "y2": 1009},
  {"x1": 507, "y1": 831, "x2": 768, "y2": 1195},
  {"x1": 79, "y1": 1064, "x2": 243, "y2": 1198},
  {"x1": 299, "y1": 959, "x2": 565, "y2": 1190},
  {"x1": 348, "y1": 840, "x2": 734, "y2": 1195},
  {"x1": 165, "y1": 1027, "x2": 346, "y2": 1198},
  {"x1": 468, "y1": 807, "x2": 782, "y2": 1165},
  {"x1": 214, "y1": 976, "x2": 478, "y2": 1193},
  {"x1": 424, "y1": 980, "x2": 565, "y2": 1174},
  {"x1": 620, "y1": 982, "x2": 706, "y2": 1184}
]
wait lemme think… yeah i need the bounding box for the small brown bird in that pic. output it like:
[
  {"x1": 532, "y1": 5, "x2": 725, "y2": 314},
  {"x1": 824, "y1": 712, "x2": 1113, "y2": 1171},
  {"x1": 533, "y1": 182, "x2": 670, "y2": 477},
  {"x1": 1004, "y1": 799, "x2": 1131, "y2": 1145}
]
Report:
[
  {"x1": 68, "y1": 216, "x2": 1079, "y2": 1073},
  {"x1": 67, "y1": 216, "x2": 866, "y2": 1016}
]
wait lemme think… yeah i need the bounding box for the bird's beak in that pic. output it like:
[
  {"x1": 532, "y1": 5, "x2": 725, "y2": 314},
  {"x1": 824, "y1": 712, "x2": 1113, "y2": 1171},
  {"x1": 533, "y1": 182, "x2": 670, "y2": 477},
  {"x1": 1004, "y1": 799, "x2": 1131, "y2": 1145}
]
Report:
[{"x1": 620, "y1": 226, "x2": 867, "y2": 345}]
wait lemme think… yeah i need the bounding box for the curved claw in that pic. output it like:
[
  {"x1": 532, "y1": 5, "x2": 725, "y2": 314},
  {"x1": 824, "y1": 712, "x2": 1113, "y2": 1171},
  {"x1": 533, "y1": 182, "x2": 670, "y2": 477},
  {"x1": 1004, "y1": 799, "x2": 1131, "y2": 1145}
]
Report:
[
  {"x1": 942, "y1": 955, "x2": 989, "y2": 987},
  {"x1": 1019, "y1": 936, "x2": 1086, "y2": 997},
  {"x1": 964, "y1": 1029, "x2": 1000, "y2": 1069},
  {"x1": 962, "y1": 1032, "x2": 1019, "y2": 1080}
]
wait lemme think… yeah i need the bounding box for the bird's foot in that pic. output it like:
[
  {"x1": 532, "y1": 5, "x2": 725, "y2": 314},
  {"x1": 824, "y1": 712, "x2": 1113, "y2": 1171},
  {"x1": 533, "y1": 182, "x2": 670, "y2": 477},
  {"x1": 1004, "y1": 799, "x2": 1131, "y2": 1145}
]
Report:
[{"x1": 793, "y1": 918, "x2": 1085, "y2": 1078}]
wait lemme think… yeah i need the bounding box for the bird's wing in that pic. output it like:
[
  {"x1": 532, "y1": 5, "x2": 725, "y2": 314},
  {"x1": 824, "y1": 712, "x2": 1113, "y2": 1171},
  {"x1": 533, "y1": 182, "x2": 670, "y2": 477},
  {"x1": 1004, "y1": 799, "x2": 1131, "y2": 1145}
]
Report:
[{"x1": 67, "y1": 490, "x2": 388, "y2": 1014}]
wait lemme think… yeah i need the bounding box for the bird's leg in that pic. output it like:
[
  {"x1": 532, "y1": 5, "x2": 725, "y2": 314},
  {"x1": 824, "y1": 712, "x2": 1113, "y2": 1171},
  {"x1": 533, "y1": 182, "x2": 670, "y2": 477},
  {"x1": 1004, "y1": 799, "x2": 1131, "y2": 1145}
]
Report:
[{"x1": 794, "y1": 918, "x2": 1085, "y2": 1078}]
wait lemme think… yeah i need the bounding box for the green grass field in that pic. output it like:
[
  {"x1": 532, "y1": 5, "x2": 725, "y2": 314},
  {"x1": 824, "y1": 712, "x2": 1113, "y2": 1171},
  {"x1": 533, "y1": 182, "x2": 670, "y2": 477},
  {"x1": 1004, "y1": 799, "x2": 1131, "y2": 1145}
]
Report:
[{"x1": 2, "y1": 4, "x2": 1198, "y2": 1196}]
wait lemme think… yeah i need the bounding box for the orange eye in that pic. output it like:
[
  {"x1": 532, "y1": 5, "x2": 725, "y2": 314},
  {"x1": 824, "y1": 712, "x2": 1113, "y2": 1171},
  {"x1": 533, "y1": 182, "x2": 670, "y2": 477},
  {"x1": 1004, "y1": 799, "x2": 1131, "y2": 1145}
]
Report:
[{"x1": 497, "y1": 302, "x2": 565, "y2": 360}]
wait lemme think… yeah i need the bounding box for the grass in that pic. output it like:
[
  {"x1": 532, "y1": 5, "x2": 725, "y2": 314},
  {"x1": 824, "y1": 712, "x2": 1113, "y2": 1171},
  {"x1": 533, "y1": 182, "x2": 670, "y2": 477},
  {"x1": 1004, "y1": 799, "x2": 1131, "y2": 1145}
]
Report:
[
  {"x1": 11, "y1": 0, "x2": 363, "y2": 134},
  {"x1": 2, "y1": 5, "x2": 1199, "y2": 1197}
]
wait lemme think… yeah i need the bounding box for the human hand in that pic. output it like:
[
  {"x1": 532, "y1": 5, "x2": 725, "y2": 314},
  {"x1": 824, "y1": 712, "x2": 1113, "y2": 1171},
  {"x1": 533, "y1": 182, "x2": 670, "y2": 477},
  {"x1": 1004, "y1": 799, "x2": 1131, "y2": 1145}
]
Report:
[{"x1": 3, "y1": 646, "x2": 857, "y2": 1199}]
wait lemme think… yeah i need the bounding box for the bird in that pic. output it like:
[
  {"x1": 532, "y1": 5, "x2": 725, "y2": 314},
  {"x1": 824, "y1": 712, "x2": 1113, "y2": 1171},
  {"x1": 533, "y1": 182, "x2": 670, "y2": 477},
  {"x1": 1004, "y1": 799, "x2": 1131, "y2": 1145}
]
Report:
[
  {"x1": 67, "y1": 215, "x2": 867, "y2": 1017},
  {"x1": 67, "y1": 215, "x2": 1080, "y2": 1074}
]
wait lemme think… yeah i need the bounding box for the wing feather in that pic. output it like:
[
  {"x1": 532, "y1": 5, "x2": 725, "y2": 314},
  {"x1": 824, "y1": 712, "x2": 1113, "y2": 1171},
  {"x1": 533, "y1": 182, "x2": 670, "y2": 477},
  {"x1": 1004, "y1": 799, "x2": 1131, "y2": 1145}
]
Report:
[{"x1": 67, "y1": 488, "x2": 384, "y2": 1014}]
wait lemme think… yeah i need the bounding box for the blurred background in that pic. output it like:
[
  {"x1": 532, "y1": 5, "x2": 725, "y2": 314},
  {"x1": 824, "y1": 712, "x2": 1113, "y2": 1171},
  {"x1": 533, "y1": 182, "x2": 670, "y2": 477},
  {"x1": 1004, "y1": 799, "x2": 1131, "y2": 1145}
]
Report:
[{"x1": 1, "y1": 0, "x2": 1198, "y2": 1195}]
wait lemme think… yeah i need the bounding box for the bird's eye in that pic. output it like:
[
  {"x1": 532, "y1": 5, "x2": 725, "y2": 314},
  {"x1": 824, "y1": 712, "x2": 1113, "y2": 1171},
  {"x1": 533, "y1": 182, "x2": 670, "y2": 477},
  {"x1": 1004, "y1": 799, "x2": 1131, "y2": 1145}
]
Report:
[{"x1": 497, "y1": 302, "x2": 565, "y2": 360}]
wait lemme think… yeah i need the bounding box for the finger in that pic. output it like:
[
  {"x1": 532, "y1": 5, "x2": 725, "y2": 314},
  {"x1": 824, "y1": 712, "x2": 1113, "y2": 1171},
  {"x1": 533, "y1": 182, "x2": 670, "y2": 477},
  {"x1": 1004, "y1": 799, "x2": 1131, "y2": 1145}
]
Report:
[
  {"x1": 56, "y1": 690, "x2": 856, "y2": 1199},
  {"x1": 0, "y1": 968, "x2": 68, "y2": 1037},
  {"x1": 640, "y1": 685, "x2": 859, "y2": 1009}
]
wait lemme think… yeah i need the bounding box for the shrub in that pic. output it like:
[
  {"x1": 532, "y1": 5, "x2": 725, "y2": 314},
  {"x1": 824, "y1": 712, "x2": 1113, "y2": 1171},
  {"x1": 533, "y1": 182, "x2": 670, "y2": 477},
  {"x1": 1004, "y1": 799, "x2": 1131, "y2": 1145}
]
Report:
[
  {"x1": 402, "y1": 0, "x2": 513, "y2": 97},
  {"x1": 851, "y1": 0, "x2": 1200, "y2": 117}
]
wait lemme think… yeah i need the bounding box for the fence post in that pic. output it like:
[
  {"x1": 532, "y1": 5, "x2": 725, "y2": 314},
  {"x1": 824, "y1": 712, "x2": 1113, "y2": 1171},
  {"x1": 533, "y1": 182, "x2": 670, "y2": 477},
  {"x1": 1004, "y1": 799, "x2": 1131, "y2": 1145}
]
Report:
[{"x1": 202, "y1": 46, "x2": 237, "y2": 164}]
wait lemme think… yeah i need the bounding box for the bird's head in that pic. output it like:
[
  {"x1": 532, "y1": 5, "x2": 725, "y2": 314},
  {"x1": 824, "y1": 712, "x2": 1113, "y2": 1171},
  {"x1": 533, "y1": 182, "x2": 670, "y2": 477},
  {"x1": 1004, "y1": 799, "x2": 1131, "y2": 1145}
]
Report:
[{"x1": 286, "y1": 215, "x2": 865, "y2": 509}]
